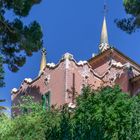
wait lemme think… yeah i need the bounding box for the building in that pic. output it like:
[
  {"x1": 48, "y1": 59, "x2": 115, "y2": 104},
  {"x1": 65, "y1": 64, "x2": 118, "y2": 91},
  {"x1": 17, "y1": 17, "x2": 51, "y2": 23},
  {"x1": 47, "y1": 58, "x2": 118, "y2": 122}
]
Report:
[{"x1": 11, "y1": 16, "x2": 140, "y2": 110}]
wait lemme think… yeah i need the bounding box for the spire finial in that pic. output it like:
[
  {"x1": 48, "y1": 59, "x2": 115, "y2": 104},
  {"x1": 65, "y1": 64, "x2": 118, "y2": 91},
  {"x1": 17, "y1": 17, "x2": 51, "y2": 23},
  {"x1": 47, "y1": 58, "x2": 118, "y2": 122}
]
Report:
[
  {"x1": 103, "y1": 0, "x2": 108, "y2": 16},
  {"x1": 99, "y1": 1, "x2": 110, "y2": 53},
  {"x1": 39, "y1": 48, "x2": 47, "y2": 75}
]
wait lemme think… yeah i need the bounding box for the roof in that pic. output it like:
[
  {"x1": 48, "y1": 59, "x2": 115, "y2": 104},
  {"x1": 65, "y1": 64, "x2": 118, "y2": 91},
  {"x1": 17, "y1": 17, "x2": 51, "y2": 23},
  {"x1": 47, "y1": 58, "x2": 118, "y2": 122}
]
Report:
[
  {"x1": 88, "y1": 47, "x2": 140, "y2": 72},
  {"x1": 130, "y1": 75, "x2": 140, "y2": 83}
]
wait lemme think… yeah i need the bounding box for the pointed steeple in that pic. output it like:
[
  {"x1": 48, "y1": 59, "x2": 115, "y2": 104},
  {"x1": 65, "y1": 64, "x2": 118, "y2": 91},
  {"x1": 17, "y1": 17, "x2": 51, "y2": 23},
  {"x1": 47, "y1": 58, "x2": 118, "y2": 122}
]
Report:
[
  {"x1": 99, "y1": 2, "x2": 110, "y2": 52},
  {"x1": 39, "y1": 48, "x2": 47, "y2": 75},
  {"x1": 100, "y1": 16, "x2": 108, "y2": 45}
]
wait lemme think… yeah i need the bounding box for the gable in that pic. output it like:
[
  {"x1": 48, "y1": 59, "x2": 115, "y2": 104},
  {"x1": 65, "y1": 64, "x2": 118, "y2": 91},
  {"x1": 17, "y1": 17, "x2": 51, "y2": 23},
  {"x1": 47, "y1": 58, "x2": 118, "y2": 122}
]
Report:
[{"x1": 88, "y1": 48, "x2": 140, "y2": 77}]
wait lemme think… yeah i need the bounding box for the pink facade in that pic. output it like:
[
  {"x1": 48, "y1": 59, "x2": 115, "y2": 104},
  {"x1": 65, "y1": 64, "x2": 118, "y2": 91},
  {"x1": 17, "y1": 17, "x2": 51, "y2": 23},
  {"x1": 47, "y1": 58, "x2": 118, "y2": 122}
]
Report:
[
  {"x1": 12, "y1": 53, "x2": 102, "y2": 109},
  {"x1": 12, "y1": 48, "x2": 140, "y2": 110}
]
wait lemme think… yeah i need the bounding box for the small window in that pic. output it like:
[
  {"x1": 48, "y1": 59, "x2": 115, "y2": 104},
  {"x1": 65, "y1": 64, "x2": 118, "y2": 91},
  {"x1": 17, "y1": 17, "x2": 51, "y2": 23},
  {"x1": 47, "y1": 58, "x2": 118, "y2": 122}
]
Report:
[{"x1": 42, "y1": 91, "x2": 50, "y2": 109}]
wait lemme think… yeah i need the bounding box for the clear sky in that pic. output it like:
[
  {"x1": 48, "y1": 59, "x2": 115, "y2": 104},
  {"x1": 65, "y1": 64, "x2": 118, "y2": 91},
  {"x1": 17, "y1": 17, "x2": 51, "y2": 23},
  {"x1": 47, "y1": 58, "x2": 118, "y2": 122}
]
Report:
[{"x1": 1, "y1": 0, "x2": 140, "y2": 110}]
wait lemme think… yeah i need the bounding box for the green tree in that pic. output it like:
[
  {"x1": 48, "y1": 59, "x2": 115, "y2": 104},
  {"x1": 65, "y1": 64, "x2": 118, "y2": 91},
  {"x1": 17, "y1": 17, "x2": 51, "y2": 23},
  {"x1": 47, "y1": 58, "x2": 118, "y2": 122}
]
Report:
[
  {"x1": 0, "y1": 55, "x2": 5, "y2": 112},
  {"x1": 72, "y1": 86, "x2": 139, "y2": 140},
  {"x1": 131, "y1": 95, "x2": 140, "y2": 140},
  {"x1": 0, "y1": 55, "x2": 4, "y2": 87},
  {"x1": 4, "y1": 96, "x2": 62, "y2": 140},
  {"x1": 0, "y1": 99, "x2": 6, "y2": 115},
  {"x1": 115, "y1": 0, "x2": 140, "y2": 33},
  {"x1": 1, "y1": 86, "x2": 140, "y2": 140},
  {"x1": 0, "y1": 0, "x2": 43, "y2": 85}
]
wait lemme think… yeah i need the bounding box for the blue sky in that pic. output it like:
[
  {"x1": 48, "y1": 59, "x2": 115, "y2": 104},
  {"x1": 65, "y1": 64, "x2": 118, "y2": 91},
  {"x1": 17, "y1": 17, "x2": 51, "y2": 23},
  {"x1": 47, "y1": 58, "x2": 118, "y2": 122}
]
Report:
[{"x1": 1, "y1": 0, "x2": 140, "y2": 109}]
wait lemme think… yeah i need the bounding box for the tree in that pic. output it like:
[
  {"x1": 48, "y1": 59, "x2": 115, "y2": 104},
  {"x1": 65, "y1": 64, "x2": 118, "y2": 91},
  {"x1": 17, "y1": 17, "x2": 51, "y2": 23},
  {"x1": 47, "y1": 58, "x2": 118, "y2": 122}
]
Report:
[
  {"x1": 1, "y1": 86, "x2": 140, "y2": 140},
  {"x1": 0, "y1": 55, "x2": 4, "y2": 87},
  {"x1": 115, "y1": 0, "x2": 140, "y2": 33},
  {"x1": 0, "y1": 99, "x2": 6, "y2": 115},
  {"x1": 0, "y1": 56, "x2": 5, "y2": 112},
  {"x1": 7, "y1": 96, "x2": 62, "y2": 140},
  {"x1": 0, "y1": 0, "x2": 43, "y2": 83},
  {"x1": 72, "y1": 86, "x2": 140, "y2": 140}
]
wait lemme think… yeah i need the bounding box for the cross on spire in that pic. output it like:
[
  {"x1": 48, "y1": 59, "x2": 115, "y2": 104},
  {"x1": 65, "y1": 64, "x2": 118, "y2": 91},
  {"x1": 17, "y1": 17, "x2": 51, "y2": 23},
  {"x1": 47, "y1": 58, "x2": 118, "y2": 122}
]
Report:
[{"x1": 103, "y1": 0, "x2": 108, "y2": 16}]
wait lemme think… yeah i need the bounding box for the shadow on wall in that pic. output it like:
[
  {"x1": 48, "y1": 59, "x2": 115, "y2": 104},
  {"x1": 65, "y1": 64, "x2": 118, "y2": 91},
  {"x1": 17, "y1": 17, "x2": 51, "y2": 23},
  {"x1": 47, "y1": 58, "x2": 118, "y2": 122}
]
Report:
[{"x1": 12, "y1": 85, "x2": 42, "y2": 115}]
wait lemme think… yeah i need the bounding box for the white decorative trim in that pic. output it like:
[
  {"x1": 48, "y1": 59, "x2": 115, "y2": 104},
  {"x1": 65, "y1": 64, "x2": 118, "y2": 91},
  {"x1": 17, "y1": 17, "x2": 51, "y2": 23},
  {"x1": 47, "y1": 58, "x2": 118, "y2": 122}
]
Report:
[
  {"x1": 65, "y1": 58, "x2": 70, "y2": 69},
  {"x1": 82, "y1": 66, "x2": 90, "y2": 77},
  {"x1": 92, "y1": 53, "x2": 96, "y2": 57},
  {"x1": 62, "y1": 53, "x2": 73, "y2": 60},
  {"x1": 110, "y1": 59, "x2": 123, "y2": 68},
  {"x1": 77, "y1": 61, "x2": 87, "y2": 66},
  {"x1": 99, "y1": 43, "x2": 110, "y2": 52},
  {"x1": 47, "y1": 63, "x2": 56, "y2": 68},
  {"x1": 68, "y1": 102, "x2": 76, "y2": 109},
  {"x1": 24, "y1": 78, "x2": 32, "y2": 83},
  {"x1": 62, "y1": 53, "x2": 73, "y2": 69},
  {"x1": 11, "y1": 88, "x2": 18, "y2": 94},
  {"x1": 44, "y1": 74, "x2": 51, "y2": 85},
  {"x1": 124, "y1": 62, "x2": 131, "y2": 69}
]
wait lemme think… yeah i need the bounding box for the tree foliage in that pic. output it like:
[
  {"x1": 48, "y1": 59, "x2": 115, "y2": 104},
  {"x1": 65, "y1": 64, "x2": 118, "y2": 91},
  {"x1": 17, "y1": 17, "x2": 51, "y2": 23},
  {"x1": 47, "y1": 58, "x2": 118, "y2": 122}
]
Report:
[
  {"x1": 0, "y1": 55, "x2": 4, "y2": 87},
  {"x1": 0, "y1": 0, "x2": 43, "y2": 85},
  {"x1": 0, "y1": 99, "x2": 6, "y2": 116},
  {"x1": 0, "y1": 56, "x2": 6, "y2": 112},
  {"x1": 1, "y1": 86, "x2": 140, "y2": 140},
  {"x1": 115, "y1": 0, "x2": 140, "y2": 33}
]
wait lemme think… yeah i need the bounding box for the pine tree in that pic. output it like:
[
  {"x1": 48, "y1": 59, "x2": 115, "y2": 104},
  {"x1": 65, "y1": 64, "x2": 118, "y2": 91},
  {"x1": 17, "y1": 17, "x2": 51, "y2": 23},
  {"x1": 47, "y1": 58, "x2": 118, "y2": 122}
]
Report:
[
  {"x1": 0, "y1": 55, "x2": 4, "y2": 87},
  {"x1": 0, "y1": 0, "x2": 43, "y2": 83},
  {"x1": 115, "y1": 0, "x2": 140, "y2": 33}
]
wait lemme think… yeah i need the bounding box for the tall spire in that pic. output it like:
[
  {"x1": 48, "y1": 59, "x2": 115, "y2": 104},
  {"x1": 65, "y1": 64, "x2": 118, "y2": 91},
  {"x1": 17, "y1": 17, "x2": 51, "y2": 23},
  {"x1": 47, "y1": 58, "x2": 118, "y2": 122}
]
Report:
[
  {"x1": 99, "y1": 1, "x2": 110, "y2": 52},
  {"x1": 39, "y1": 48, "x2": 47, "y2": 75},
  {"x1": 100, "y1": 17, "x2": 108, "y2": 44}
]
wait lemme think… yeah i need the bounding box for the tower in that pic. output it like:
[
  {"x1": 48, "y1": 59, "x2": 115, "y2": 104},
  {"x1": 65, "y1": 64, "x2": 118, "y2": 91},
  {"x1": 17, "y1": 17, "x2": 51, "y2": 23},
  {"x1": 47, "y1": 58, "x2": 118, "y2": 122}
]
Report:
[
  {"x1": 39, "y1": 48, "x2": 47, "y2": 75},
  {"x1": 99, "y1": 2, "x2": 110, "y2": 52}
]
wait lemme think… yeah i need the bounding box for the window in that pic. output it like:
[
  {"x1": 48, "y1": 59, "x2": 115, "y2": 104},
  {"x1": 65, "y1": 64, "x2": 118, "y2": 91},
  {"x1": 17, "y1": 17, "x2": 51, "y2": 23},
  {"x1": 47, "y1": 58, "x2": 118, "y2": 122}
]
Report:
[{"x1": 42, "y1": 91, "x2": 50, "y2": 109}]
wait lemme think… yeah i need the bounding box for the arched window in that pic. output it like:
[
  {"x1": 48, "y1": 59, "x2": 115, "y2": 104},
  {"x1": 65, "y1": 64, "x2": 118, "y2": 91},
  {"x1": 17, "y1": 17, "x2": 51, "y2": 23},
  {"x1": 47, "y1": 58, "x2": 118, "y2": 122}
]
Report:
[{"x1": 42, "y1": 91, "x2": 50, "y2": 109}]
